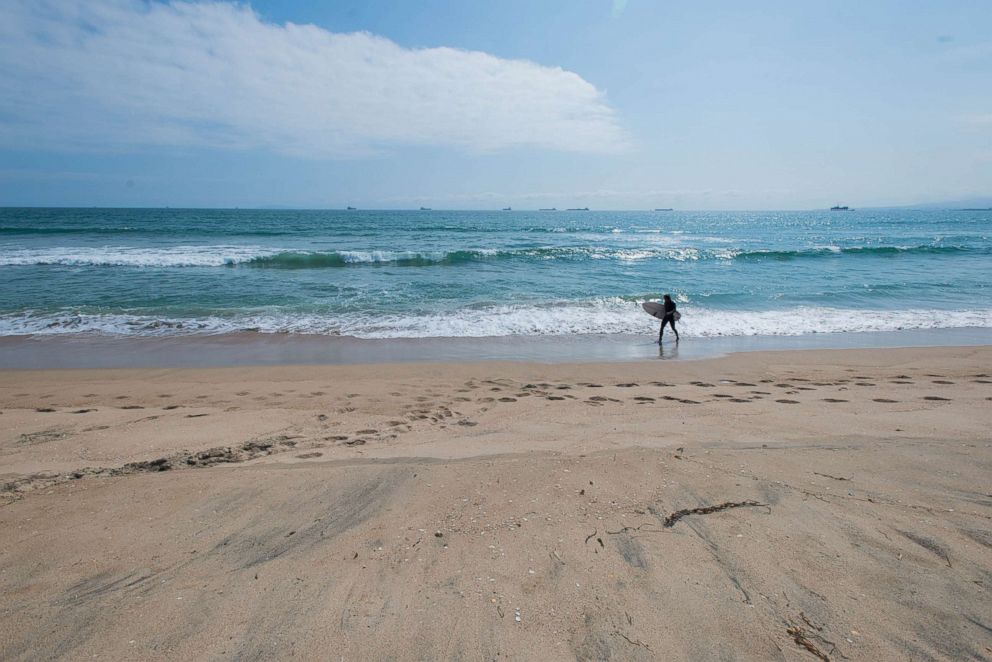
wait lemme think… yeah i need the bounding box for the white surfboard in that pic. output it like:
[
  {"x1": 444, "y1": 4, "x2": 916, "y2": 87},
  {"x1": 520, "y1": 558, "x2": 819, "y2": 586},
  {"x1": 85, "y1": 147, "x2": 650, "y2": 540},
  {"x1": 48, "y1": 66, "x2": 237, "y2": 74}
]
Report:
[{"x1": 642, "y1": 301, "x2": 680, "y2": 320}]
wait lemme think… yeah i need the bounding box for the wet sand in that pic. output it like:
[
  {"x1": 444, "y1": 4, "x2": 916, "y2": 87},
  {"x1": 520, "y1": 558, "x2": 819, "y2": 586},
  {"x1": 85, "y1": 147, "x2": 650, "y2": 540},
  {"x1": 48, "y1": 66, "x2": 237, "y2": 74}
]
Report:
[{"x1": 1, "y1": 346, "x2": 991, "y2": 660}]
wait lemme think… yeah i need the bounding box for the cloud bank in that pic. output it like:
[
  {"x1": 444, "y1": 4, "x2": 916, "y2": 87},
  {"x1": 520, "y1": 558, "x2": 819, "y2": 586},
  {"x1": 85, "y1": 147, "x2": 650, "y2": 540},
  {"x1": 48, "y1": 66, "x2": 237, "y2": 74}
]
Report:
[{"x1": 0, "y1": 0, "x2": 628, "y2": 157}]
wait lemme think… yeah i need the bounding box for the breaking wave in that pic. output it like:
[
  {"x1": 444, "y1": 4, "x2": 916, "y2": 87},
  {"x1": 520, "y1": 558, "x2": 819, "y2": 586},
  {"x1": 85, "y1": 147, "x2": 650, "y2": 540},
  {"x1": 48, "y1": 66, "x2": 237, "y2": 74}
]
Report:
[
  {"x1": 3, "y1": 303, "x2": 991, "y2": 339},
  {"x1": 0, "y1": 244, "x2": 976, "y2": 268}
]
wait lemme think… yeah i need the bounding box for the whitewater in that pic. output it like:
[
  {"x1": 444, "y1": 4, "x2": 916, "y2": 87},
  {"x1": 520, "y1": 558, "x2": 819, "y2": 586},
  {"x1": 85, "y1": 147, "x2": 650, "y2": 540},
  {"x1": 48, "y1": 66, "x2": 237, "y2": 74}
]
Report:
[{"x1": 0, "y1": 207, "x2": 989, "y2": 342}]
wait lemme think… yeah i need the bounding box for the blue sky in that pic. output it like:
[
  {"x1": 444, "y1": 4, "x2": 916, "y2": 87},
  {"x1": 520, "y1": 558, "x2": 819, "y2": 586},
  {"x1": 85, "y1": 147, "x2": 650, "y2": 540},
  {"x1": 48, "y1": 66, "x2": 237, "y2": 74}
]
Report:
[{"x1": 0, "y1": 0, "x2": 989, "y2": 209}]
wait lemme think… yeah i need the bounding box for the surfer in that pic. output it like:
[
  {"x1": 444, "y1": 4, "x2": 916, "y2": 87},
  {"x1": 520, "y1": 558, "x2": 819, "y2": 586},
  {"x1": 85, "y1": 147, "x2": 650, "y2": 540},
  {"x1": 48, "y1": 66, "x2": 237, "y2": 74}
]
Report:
[{"x1": 659, "y1": 294, "x2": 679, "y2": 343}]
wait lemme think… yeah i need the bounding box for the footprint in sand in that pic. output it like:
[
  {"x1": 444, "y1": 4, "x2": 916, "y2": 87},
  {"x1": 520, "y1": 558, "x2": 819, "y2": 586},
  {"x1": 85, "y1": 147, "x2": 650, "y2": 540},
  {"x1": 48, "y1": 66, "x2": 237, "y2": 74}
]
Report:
[
  {"x1": 923, "y1": 396, "x2": 951, "y2": 401},
  {"x1": 115, "y1": 395, "x2": 129, "y2": 400},
  {"x1": 185, "y1": 413, "x2": 209, "y2": 418},
  {"x1": 633, "y1": 396, "x2": 655, "y2": 402},
  {"x1": 158, "y1": 394, "x2": 172, "y2": 398},
  {"x1": 498, "y1": 397, "x2": 517, "y2": 402},
  {"x1": 477, "y1": 397, "x2": 495, "y2": 403},
  {"x1": 855, "y1": 382, "x2": 876, "y2": 386},
  {"x1": 775, "y1": 399, "x2": 800, "y2": 404},
  {"x1": 71, "y1": 409, "x2": 95, "y2": 414},
  {"x1": 457, "y1": 419, "x2": 478, "y2": 426},
  {"x1": 774, "y1": 383, "x2": 794, "y2": 388},
  {"x1": 750, "y1": 391, "x2": 772, "y2": 395},
  {"x1": 616, "y1": 383, "x2": 638, "y2": 388},
  {"x1": 729, "y1": 398, "x2": 751, "y2": 403},
  {"x1": 690, "y1": 382, "x2": 715, "y2": 387},
  {"x1": 891, "y1": 380, "x2": 914, "y2": 384},
  {"x1": 873, "y1": 398, "x2": 899, "y2": 403},
  {"x1": 649, "y1": 381, "x2": 674, "y2": 387},
  {"x1": 163, "y1": 405, "x2": 181, "y2": 410},
  {"x1": 546, "y1": 396, "x2": 566, "y2": 401},
  {"x1": 296, "y1": 452, "x2": 323, "y2": 459},
  {"x1": 356, "y1": 429, "x2": 378, "y2": 435},
  {"x1": 235, "y1": 391, "x2": 250, "y2": 396},
  {"x1": 931, "y1": 380, "x2": 954, "y2": 384},
  {"x1": 821, "y1": 398, "x2": 848, "y2": 403},
  {"x1": 661, "y1": 395, "x2": 700, "y2": 404},
  {"x1": 35, "y1": 407, "x2": 56, "y2": 412},
  {"x1": 734, "y1": 382, "x2": 757, "y2": 387},
  {"x1": 973, "y1": 379, "x2": 992, "y2": 384}
]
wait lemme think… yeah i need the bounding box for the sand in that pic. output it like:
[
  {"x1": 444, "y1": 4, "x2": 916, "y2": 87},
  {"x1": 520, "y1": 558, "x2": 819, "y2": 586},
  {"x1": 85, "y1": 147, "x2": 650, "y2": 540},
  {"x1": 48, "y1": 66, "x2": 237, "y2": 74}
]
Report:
[{"x1": 1, "y1": 346, "x2": 991, "y2": 660}]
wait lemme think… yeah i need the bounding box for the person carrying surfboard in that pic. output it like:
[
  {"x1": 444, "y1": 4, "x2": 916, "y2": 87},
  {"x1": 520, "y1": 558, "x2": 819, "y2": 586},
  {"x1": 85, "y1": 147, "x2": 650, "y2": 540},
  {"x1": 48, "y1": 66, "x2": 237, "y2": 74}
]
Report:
[{"x1": 659, "y1": 294, "x2": 679, "y2": 343}]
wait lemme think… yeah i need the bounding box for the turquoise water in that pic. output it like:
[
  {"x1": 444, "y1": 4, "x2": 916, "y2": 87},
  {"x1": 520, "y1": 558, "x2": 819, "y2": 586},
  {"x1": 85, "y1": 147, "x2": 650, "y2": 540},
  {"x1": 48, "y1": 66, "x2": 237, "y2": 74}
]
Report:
[{"x1": 0, "y1": 208, "x2": 989, "y2": 339}]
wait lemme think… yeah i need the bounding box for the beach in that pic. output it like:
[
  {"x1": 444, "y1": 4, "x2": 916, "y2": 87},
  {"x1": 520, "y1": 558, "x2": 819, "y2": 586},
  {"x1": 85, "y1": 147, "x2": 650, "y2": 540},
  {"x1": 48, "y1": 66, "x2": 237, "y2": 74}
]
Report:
[{"x1": 2, "y1": 345, "x2": 990, "y2": 660}]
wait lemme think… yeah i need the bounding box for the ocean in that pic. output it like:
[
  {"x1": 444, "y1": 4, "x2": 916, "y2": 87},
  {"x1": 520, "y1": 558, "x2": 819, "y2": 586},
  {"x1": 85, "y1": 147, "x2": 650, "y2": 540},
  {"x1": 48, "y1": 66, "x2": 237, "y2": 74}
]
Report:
[{"x1": 0, "y1": 207, "x2": 990, "y2": 348}]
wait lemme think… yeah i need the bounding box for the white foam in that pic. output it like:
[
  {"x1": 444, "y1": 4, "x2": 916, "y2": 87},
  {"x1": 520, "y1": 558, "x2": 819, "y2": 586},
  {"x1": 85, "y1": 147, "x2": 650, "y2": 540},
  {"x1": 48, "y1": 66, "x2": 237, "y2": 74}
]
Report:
[
  {"x1": 0, "y1": 245, "x2": 277, "y2": 267},
  {"x1": 3, "y1": 303, "x2": 992, "y2": 340}
]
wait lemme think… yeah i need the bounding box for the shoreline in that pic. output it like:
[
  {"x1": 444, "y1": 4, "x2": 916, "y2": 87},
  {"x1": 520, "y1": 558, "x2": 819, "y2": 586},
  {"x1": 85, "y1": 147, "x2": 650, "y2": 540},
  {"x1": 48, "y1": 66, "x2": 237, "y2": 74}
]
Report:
[
  {"x1": 1, "y1": 325, "x2": 991, "y2": 370},
  {"x1": 2, "y1": 345, "x2": 991, "y2": 659}
]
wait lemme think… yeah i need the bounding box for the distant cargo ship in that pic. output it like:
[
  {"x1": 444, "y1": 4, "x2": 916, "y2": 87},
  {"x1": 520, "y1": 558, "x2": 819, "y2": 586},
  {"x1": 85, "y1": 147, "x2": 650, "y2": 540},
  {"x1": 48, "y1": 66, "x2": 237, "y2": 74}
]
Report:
[
  {"x1": 830, "y1": 205, "x2": 850, "y2": 211},
  {"x1": 566, "y1": 207, "x2": 590, "y2": 211},
  {"x1": 654, "y1": 208, "x2": 673, "y2": 211},
  {"x1": 538, "y1": 207, "x2": 557, "y2": 211},
  {"x1": 346, "y1": 206, "x2": 357, "y2": 210},
  {"x1": 502, "y1": 207, "x2": 512, "y2": 211},
  {"x1": 419, "y1": 207, "x2": 432, "y2": 211}
]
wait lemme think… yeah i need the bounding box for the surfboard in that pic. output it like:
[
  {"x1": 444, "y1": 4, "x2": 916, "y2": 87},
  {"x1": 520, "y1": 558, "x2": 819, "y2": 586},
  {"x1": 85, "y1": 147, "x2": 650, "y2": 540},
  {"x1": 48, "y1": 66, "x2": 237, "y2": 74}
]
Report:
[{"x1": 642, "y1": 302, "x2": 681, "y2": 321}]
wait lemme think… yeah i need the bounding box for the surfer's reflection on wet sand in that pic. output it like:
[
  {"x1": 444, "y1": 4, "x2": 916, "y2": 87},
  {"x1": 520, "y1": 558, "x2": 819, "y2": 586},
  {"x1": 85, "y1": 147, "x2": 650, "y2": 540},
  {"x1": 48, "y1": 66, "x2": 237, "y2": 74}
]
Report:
[{"x1": 657, "y1": 342, "x2": 679, "y2": 360}]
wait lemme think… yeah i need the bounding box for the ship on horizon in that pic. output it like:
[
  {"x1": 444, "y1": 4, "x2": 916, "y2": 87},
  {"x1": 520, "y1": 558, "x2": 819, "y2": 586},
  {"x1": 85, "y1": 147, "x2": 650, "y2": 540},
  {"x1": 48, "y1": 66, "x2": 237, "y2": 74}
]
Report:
[
  {"x1": 654, "y1": 208, "x2": 673, "y2": 211},
  {"x1": 538, "y1": 207, "x2": 557, "y2": 211},
  {"x1": 566, "y1": 207, "x2": 590, "y2": 211},
  {"x1": 830, "y1": 205, "x2": 850, "y2": 211}
]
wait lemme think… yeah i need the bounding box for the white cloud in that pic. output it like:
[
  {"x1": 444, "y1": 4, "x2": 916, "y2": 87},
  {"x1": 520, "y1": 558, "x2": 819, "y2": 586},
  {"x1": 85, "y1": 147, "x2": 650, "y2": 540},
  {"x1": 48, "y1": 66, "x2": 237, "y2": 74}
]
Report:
[{"x1": 0, "y1": 0, "x2": 629, "y2": 157}]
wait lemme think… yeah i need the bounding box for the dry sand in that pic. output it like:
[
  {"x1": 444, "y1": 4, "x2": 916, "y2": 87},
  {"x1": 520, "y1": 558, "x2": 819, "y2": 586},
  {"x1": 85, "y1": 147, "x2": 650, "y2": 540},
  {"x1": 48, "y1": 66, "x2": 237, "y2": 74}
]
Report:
[{"x1": 1, "y1": 346, "x2": 991, "y2": 660}]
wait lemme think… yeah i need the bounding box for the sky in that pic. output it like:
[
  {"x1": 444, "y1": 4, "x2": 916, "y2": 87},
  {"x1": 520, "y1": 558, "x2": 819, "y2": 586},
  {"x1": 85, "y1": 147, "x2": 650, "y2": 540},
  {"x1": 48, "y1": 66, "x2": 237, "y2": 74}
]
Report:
[{"x1": 0, "y1": 0, "x2": 989, "y2": 210}]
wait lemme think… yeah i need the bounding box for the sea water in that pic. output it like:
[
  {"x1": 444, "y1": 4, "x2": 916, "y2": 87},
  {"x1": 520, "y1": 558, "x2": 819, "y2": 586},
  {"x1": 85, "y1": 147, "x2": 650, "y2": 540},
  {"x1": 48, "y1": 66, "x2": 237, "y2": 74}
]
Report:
[{"x1": 0, "y1": 208, "x2": 989, "y2": 343}]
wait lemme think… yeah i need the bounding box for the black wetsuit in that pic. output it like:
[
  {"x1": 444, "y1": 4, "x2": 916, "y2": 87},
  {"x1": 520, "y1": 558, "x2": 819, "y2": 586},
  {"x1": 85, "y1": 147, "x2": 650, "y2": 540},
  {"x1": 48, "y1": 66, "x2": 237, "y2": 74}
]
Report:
[{"x1": 659, "y1": 299, "x2": 679, "y2": 341}]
